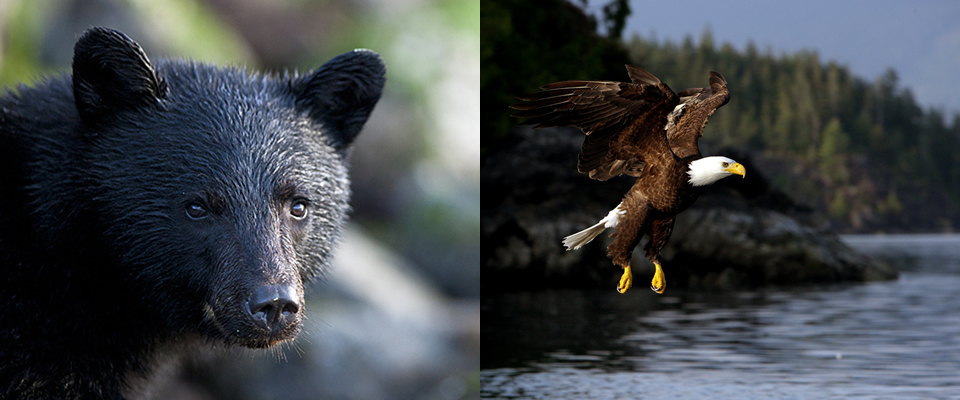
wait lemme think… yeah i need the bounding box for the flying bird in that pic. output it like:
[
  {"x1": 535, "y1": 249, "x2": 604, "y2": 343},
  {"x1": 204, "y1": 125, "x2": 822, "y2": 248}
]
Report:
[{"x1": 511, "y1": 65, "x2": 745, "y2": 294}]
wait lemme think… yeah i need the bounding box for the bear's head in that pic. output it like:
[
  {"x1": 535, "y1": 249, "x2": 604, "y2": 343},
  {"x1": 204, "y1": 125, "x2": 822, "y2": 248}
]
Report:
[{"x1": 65, "y1": 27, "x2": 384, "y2": 348}]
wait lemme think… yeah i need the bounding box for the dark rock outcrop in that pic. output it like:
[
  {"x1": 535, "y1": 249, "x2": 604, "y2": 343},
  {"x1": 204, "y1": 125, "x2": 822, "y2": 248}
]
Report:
[{"x1": 482, "y1": 127, "x2": 896, "y2": 292}]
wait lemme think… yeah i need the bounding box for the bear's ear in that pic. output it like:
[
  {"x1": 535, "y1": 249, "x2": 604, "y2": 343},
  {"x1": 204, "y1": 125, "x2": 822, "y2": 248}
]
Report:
[
  {"x1": 72, "y1": 27, "x2": 167, "y2": 123},
  {"x1": 291, "y1": 49, "x2": 385, "y2": 150}
]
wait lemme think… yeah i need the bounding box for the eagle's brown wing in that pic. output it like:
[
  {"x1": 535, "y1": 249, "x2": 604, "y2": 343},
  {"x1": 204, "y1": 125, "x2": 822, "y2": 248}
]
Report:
[
  {"x1": 511, "y1": 65, "x2": 680, "y2": 181},
  {"x1": 664, "y1": 71, "x2": 730, "y2": 159}
]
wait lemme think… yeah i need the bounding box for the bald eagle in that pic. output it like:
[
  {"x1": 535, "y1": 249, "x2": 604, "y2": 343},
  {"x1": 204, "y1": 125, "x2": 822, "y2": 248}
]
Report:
[{"x1": 511, "y1": 65, "x2": 745, "y2": 294}]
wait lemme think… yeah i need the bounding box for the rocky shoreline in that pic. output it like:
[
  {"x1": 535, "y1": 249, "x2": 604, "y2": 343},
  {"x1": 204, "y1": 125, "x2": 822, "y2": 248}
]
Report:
[{"x1": 482, "y1": 128, "x2": 897, "y2": 292}]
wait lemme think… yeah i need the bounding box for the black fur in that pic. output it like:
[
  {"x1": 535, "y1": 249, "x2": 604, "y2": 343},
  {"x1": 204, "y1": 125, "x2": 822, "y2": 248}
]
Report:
[{"x1": 0, "y1": 27, "x2": 384, "y2": 399}]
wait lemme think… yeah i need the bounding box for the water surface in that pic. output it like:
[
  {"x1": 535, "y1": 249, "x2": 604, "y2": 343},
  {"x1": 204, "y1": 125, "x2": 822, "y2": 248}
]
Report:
[{"x1": 481, "y1": 234, "x2": 960, "y2": 399}]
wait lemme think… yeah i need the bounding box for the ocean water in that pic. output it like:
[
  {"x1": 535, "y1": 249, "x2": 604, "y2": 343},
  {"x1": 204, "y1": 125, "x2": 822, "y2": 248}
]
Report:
[{"x1": 482, "y1": 234, "x2": 960, "y2": 399}]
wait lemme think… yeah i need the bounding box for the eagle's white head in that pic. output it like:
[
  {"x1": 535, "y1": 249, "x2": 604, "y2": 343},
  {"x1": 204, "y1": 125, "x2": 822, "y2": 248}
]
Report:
[{"x1": 687, "y1": 156, "x2": 746, "y2": 187}]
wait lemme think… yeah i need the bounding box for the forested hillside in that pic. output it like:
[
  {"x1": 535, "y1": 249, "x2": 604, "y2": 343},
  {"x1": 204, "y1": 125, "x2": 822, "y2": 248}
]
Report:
[
  {"x1": 625, "y1": 32, "x2": 960, "y2": 232},
  {"x1": 482, "y1": 0, "x2": 960, "y2": 232}
]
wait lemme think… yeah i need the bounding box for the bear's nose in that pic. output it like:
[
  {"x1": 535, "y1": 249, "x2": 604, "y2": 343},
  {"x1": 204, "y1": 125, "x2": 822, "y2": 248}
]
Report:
[{"x1": 247, "y1": 285, "x2": 301, "y2": 331}]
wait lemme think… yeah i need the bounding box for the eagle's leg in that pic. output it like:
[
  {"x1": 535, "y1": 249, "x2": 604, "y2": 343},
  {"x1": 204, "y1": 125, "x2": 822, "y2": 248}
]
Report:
[
  {"x1": 607, "y1": 194, "x2": 648, "y2": 294},
  {"x1": 617, "y1": 265, "x2": 633, "y2": 293},
  {"x1": 644, "y1": 217, "x2": 675, "y2": 294}
]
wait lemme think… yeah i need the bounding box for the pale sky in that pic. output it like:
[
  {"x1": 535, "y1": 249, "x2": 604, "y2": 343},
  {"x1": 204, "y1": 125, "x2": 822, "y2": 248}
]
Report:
[{"x1": 583, "y1": 0, "x2": 960, "y2": 118}]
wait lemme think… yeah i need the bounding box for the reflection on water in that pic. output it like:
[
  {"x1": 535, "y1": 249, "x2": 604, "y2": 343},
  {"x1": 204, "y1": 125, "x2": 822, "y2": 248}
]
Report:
[{"x1": 481, "y1": 234, "x2": 960, "y2": 399}]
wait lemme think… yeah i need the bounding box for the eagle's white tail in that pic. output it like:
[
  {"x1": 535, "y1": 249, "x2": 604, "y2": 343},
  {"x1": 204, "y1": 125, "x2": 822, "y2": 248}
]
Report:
[{"x1": 563, "y1": 203, "x2": 625, "y2": 251}]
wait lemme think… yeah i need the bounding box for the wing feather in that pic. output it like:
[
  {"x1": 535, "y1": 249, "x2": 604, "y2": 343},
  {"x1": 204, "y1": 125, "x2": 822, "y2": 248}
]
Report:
[
  {"x1": 665, "y1": 71, "x2": 730, "y2": 159},
  {"x1": 511, "y1": 65, "x2": 679, "y2": 181}
]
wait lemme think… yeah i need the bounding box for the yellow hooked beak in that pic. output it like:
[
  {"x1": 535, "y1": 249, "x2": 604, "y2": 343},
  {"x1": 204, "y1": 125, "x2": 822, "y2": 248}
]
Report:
[{"x1": 724, "y1": 162, "x2": 746, "y2": 178}]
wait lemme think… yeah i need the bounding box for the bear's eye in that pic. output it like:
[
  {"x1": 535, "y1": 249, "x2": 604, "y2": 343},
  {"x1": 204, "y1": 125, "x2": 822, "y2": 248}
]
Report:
[
  {"x1": 186, "y1": 203, "x2": 208, "y2": 219},
  {"x1": 290, "y1": 201, "x2": 308, "y2": 219}
]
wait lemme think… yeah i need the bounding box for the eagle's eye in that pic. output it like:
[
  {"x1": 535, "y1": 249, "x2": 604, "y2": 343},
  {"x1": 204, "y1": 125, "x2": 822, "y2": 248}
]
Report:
[{"x1": 721, "y1": 162, "x2": 729, "y2": 168}]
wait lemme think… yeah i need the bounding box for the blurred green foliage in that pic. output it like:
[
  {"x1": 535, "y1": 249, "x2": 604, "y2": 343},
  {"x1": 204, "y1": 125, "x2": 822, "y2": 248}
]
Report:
[
  {"x1": 0, "y1": 0, "x2": 252, "y2": 86},
  {"x1": 0, "y1": 0, "x2": 54, "y2": 86}
]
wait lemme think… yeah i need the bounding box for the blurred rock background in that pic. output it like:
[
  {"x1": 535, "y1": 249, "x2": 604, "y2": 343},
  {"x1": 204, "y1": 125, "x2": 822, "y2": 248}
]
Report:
[{"x1": 0, "y1": 0, "x2": 478, "y2": 398}]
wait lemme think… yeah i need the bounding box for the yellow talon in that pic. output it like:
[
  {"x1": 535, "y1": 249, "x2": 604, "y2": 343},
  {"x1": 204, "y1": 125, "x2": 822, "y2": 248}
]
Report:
[
  {"x1": 617, "y1": 265, "x2": 633, "y2": 294},
  {"x1": 650, "y1": 262, "x2": 666, "y2": 294}
]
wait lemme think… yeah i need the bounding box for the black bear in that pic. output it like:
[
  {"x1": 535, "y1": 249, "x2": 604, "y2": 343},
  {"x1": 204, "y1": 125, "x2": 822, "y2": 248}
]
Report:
[{"x1": 0, "y1": 27, "x2": 384, "y2": 398}]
